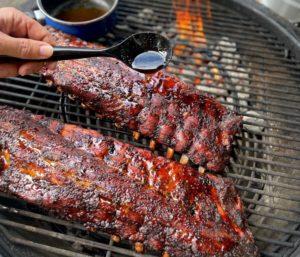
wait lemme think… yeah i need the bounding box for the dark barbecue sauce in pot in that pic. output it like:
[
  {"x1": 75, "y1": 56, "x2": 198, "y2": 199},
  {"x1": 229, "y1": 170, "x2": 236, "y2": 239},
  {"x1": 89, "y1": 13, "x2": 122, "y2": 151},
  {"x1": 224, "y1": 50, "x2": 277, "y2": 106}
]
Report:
[{"x1": 53, "y1": 0, "x2": 109, "y2": 22}]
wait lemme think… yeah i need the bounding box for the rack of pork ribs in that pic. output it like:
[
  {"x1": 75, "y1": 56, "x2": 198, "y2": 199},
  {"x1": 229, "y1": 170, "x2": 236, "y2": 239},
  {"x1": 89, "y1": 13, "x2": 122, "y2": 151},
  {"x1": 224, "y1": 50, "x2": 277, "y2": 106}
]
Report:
[
  {"x1": 0, "y1": 106, "x2": 257, "y2": 257},
  {"x1": 43, "y1": 27, "x2": 242, "y2": 173}
]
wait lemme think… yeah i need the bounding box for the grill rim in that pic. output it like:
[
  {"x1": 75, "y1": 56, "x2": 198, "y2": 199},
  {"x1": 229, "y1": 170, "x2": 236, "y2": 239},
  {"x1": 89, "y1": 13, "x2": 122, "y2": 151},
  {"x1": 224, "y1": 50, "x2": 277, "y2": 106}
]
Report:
[{"x1": 216, "y1": 0, "x2": 300, "y2": 59}]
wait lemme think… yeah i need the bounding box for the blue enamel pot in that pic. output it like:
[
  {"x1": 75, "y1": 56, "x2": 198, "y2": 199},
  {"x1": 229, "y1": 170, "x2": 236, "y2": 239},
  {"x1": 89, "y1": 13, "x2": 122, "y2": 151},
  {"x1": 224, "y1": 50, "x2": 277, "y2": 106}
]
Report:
[{"x1": 36, "y1": 0, "x2": 118, "y2": 40}]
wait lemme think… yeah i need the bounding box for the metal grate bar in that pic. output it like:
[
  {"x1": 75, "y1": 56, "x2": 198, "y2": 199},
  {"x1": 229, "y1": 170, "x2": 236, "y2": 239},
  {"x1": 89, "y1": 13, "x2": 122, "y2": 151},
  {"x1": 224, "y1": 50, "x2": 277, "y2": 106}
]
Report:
[
  {"x1": 228, "y1": 173, "x2": 299, "y2": 191},
  {"x1": 174, "y1": 46, "x2": 297, "y2": 69},
  {"x1": 63, "y1": 99, "x2": 300, "y2": 130},
  {"x1": 235, "y1": 186, "x2": 300, "y2": 202},
  {"x1": 0, "y1": 82, "x2": 58, "y2": 96},
  {"x1": 0, "y1": 200, "x2": 298, "y2": 254},
  {"x1": 116, "y1": 9, "x2": 279, "y2": 45},
  {"x1": 117, "y1": 0, "x2": 300, "y2": 64},
  {"x1": 0, "y1": 219, "x2": 155, "y2": 257},
  {"x1": 236, "y1": 137, "x2": 300, "y2": 152},
  {"x1": 169, "y1": 65, "x2": 300, "y2": 89},
  {"x1": 249, "y1": 222, "x2": 300, "y2": 237},
  {"x1": 170, "y1": 58, "x2": 300, "y2": 84},
  {"x1": 255, "y1": 236, "x2": 295, "y2": 248},
  {"x1": 62, "y1": 101, "x2": 300, "y2": 136},
  {"x1": 0, "y1": 199, "x2": 111, "y2": 239},
  {"x1": 231, "y1": 163, "x2": 300, "y2": 181},
  {"x1": 6, "y1": 73, "x2": 300, "y2": 109},
  {"x1": 236, "y1": 146, "x2": 300, "y2": 161},
  {"x1": 8, "y1": 76, "x2": 53, "y2": 87},
  {"x1": 248, "y1": 130, "x2": 300, "y2": 143},
  {"x1": 114, "y1": 18, "x2": 288, "y2": 56},
  {"x1": 5, "y1": 90, "x2": 299, "y2": 146},
  {"x1": 60, "y1": 85, "x2": 300, "y2": 114},
  {"x1": 119, "y1": 0, "x2": 274, "y2": 31},
  {"x1": 0, "y1": 100, "x2": 61, "y2": 114},
  {"x1": 172, "y1": 40, "x2": 298, "y2": 65},
  {"x1": 247, "y1": 210, "x2": 300, "y2": 224},
  {"x1": 116, "y1": 8, "x2": 282, "y2": 50},
  {"x1": 171, "y1": 53, "x2": 300, "y2": 78},
  {"x1": 242, "y1": 198, "x2": 300, "y2": 214},
  {"x1": 260, "y1": 252, "x2": 282, "y2": 257},
  {"x1": 236, "y1": 156, "x2": 300, "y2": 170},
  {"x1": 0, "y1": 225, "x2": 92, "y2": 257},
  {"x1": 4, "y1": 84, "x2": 300, "y2": 133},
  {"x1": 2, "y1": 89, "x2": 300, "y2": 148},
  {"x1": 0, "y1": 90, "x2": 59, "y2": 106}
]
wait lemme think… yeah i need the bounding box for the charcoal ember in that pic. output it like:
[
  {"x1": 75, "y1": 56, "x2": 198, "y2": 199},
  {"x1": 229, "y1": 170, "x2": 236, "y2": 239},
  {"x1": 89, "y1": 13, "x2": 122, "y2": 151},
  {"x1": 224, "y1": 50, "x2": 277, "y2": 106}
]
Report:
[
  {"x1": 237, "y1": 67, "x2": 251, "y2": 81},
  {"x1": 228, "y1": 67, "x2": 251, "y2": 101},
  {"x1": 225, "y1": 96, "x2": 235, "y2": 110},
  {"x1": 243, "y1": 111, "x2": 266, "y2": 133},
  {"x1": 212, "y1": 50, "x2": 221, "y2": 59},
  {"x1": 208, "y1": 61, "x2": 215, "y2": 68},
  {"x1": 216, "y1": 37, "x2": 237, "y2": 52},
  {"x1": 180, "y1": 68, "x2": 197, "y2": 83},
  {"x1": 237, "y1": 91, "x2": 250, "y2": 100},
  {"x1": 239, "y1": 99, "x2": 249, "y2": 112},
  {"x1": 115, "y1": 24, "x2": 130, "y2": 31},
  {"x1": 165, "y1": 27, "x2": 177, "y2": 39},
  {"x1": 196, "y1": 84, "x2": 228, "y2": 96},
  {"x1": 154, "y1": 25, "x2": 163, "y2": 33},
  {"x1": 211, "y1": 37, "x2": 242, "y2": 80},
  {"x1": 192, "y1": 52, "x2": 204, "y2": 65},
  {"x1": 198, "y1": 64, "x2": 209, "y2": 73},
  {"x1": 202, "y1": 73, "x2": 212, "y2": 80},
  {"x1": 229, "y1": 67, "x2": 250, "y2": 84},
  {"x1": 221, "y1": 55, "x2": 240, "y2": 66},
  {"x1": 138, "y1": 8, "x2": 160, "y2": 27},
  {"x1": 72, "y1": 242, "x2": 83, "y2": 251},
  {"x1": 143, "y1": 8, "x2": 153, "y2": 14},
  {"x1": 139, "y1": 8, "x2": 154, "y2": 19},
  {"x1": 125, "y1": 15, "x2": 141, "y2": 29}
]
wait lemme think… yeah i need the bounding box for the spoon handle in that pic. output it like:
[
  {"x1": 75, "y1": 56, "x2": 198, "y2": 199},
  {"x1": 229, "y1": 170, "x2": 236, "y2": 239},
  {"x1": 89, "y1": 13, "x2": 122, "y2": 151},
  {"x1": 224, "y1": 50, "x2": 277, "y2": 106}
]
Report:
[{"x1": 0, "y1": 46, "x2": 114, "y2": 63}]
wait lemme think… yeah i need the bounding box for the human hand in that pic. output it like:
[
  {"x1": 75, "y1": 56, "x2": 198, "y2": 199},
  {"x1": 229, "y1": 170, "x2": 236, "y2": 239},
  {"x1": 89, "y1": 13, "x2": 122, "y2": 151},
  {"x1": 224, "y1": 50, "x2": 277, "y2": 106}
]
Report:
[{"x1": 0, "y1": 7, "x2": 56, "y2": 78}]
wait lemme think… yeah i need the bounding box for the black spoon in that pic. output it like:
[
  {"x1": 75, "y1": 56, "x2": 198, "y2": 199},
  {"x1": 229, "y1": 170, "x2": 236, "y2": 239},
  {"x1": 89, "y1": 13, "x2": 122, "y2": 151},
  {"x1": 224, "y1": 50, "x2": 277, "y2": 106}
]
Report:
[{"x1": 0, "y1": 32, "x2": 172, "y2": 72}]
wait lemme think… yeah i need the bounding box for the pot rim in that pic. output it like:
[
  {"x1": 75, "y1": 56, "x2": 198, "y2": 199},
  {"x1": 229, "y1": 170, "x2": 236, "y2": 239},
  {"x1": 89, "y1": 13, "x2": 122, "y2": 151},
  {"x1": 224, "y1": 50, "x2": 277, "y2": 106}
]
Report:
[{"x1": 36, "y1": 0, "x2": 118, "y2": 26}]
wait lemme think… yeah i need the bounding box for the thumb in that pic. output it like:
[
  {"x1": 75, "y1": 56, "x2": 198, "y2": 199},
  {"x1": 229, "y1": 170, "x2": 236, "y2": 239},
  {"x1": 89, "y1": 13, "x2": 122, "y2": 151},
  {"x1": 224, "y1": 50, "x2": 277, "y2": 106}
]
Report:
[{"x1": 0, "y1": 32, "x2": 53, "y2": 60}]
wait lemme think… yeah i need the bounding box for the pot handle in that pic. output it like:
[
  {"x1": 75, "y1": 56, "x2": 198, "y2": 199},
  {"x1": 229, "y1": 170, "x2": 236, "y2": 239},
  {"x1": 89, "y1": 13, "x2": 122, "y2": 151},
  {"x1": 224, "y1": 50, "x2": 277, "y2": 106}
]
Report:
[{"x1": 25, "y1": 10, "x2": 46, "y2": 24}]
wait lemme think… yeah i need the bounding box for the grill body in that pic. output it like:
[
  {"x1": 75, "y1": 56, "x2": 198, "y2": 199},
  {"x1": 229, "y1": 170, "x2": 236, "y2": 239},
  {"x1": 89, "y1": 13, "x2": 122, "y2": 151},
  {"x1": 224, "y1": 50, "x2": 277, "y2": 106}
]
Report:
[{"x1": 0, "y1": 0, "x2": 300, "y2": 256}]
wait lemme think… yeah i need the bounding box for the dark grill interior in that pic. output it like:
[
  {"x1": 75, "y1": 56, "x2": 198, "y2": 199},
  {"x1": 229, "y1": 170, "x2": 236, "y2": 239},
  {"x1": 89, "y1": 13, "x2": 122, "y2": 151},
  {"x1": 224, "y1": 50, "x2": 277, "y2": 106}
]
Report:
[{"x1": 0, "y1": 0, "x2": 300, "y2": 256}]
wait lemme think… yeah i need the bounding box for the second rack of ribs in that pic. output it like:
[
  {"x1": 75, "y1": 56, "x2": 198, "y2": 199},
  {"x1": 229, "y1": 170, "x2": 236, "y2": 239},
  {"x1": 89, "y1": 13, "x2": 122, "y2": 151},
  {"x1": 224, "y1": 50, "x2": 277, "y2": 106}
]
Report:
[
  {"x1": 0, "y1": 106, "x2": 257, "y2": 257},
  {"x1": 44, "y1": 27, "x2": 242, "y2": 172}
]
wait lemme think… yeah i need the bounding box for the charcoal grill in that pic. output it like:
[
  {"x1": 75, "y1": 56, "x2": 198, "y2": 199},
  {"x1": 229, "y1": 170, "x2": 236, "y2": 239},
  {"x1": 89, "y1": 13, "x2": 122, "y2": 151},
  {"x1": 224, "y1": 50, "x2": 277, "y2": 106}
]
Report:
[{"x1": 0, "y1": 0, "x2": 300, "y2": 256}]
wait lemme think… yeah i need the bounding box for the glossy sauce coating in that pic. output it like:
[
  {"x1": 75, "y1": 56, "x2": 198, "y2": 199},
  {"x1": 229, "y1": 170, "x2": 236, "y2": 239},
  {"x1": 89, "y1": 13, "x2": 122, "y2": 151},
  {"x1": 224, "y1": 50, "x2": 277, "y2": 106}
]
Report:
[{"x1": 0, "y1": 106, "x2": 258, "y2": 257}]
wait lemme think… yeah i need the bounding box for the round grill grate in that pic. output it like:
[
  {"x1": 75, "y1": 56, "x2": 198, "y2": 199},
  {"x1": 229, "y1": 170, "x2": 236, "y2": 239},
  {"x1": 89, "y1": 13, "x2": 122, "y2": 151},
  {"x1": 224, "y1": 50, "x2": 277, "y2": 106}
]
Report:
[{"x1": 0, "y1": 0, "x2": 299, "y2": 257}]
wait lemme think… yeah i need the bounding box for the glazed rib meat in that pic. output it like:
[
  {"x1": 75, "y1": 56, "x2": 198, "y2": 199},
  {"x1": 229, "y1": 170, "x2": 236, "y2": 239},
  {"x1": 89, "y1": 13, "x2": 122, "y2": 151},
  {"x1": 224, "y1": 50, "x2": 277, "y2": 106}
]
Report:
[
  {"x1": 43, "y1": 27, "x2": 242, "y2": 172},
  {"x1": 0, "y1": 106, "x2": 257, "y2": 257}
]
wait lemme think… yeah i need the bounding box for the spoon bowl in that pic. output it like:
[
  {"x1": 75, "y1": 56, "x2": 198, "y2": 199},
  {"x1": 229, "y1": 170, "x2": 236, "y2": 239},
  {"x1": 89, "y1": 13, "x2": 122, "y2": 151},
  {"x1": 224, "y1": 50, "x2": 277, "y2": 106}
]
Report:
[{"x1": 111, "y1": 32, "x2": 173, "y2": 71}]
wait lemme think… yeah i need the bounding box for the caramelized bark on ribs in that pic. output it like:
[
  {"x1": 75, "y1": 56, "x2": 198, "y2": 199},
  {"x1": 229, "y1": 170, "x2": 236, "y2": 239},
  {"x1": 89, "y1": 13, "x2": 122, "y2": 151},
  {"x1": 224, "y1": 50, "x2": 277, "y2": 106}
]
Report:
[
  {"x1": 43, "y1": 27, "x2": 242, "y2": 172},
  {"x1": 0, "y1": 106, "x2": 258, "y2": 257}
]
